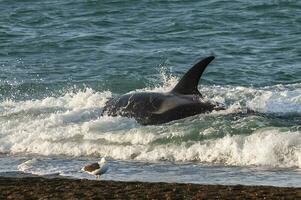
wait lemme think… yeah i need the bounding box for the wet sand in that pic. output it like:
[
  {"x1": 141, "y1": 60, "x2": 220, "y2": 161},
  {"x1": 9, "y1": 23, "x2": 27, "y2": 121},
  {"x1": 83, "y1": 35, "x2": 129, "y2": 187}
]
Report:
[{"x1": 0, "y1": 176, "x2": 300, "y2": 199}]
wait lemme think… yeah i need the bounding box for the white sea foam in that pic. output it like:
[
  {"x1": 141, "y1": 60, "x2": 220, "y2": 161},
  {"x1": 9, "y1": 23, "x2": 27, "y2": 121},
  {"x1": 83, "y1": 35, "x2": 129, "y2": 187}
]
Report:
[
  {"x1": 0, "y1": 88, "x2": 111, "y2": 115},
  {"x1": 202, "y1": 83, "x2": 301, "y2": 114},
  {"x1": 248, "y1": 87, "x2": 301, "y2": 114},
  {"x1": 0, "y1": 82, "x2": 301, "y2": 168},
  {"x1": 2, "y1": 118, "x2": 301, "y2": 168},
  {"x1": 17, "y1": 158, "x2": 57, "y2": 175},
  {"x1": 17, "y1": 158, "x2": 75, "y2": 176}
]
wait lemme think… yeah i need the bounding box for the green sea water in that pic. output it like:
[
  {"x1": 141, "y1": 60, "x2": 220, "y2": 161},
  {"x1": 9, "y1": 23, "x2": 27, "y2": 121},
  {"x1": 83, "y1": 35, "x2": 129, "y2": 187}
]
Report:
[{"x1": 1, "y1": 0, "x2": 301, "y2": 99}]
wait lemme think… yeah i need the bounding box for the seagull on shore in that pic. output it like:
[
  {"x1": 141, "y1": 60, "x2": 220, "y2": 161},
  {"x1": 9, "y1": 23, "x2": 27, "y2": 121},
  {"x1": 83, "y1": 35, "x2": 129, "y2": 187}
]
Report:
[{"x1": 82, "y1": 157, "x2": 109, "y2": 180}]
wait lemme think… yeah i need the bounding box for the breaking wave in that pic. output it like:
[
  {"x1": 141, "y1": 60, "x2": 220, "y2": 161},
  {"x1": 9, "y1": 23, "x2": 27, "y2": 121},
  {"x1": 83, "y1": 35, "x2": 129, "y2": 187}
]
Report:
[{"x1": 0, "y1": 74, "x2": 301, "y2": 168}]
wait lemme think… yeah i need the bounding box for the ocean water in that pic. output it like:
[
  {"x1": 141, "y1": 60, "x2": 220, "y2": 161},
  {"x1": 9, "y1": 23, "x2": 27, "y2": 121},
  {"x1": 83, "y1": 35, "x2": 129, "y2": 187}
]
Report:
[{"x1": 0, "y1": 0, "x2": 301, "y2": 187}]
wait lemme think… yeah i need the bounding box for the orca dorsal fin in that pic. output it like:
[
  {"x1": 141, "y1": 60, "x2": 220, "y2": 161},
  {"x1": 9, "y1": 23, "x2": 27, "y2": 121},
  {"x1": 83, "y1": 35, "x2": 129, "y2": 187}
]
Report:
[{"x1": 171, "y1": 56, "x2": 215, "y2": 95}]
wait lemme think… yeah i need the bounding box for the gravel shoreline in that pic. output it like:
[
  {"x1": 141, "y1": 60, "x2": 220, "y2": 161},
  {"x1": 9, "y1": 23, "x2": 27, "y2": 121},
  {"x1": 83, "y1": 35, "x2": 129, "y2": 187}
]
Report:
[{"x1": 0, "y1": 176, "x2": 300, "y2": 199}]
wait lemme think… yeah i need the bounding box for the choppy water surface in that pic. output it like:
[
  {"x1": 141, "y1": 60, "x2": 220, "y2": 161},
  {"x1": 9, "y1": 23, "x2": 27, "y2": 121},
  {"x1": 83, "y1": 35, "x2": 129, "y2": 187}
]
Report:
[{"x1": 0, "y1": 0, "x2": 300, "y2": 186}]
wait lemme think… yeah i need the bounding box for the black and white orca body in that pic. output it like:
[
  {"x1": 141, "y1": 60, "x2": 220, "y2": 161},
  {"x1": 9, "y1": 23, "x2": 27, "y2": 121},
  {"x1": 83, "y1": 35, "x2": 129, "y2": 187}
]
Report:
[{"x1": 102, "y1": 56, "x2": 224, "y2": 125}]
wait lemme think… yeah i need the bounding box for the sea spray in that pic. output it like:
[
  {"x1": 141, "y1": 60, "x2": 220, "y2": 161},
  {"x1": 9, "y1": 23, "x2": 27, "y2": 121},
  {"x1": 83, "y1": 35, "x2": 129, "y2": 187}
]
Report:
[{"x1": 0, "y1": 82, "x2": 300, "y2": 168}]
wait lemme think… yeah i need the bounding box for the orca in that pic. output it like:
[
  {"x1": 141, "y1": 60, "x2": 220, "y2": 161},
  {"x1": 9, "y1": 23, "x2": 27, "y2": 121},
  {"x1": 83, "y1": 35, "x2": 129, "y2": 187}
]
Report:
[{"x1": 101, "y1": 56, "x2": 224, "y2": 125}]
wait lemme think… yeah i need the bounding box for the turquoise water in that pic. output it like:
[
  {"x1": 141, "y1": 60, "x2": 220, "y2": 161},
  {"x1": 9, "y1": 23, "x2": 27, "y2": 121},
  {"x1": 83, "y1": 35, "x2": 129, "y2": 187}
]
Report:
[{"x1": 0, "y1": 0, "x2": 301, "y2": 186}]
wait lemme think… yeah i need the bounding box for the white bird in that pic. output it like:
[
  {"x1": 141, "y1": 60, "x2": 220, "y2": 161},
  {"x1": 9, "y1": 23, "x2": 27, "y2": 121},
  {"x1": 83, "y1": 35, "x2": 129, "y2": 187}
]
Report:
[{"x1": 82, "y1": 157, "x2": 109, "y2": 179}]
